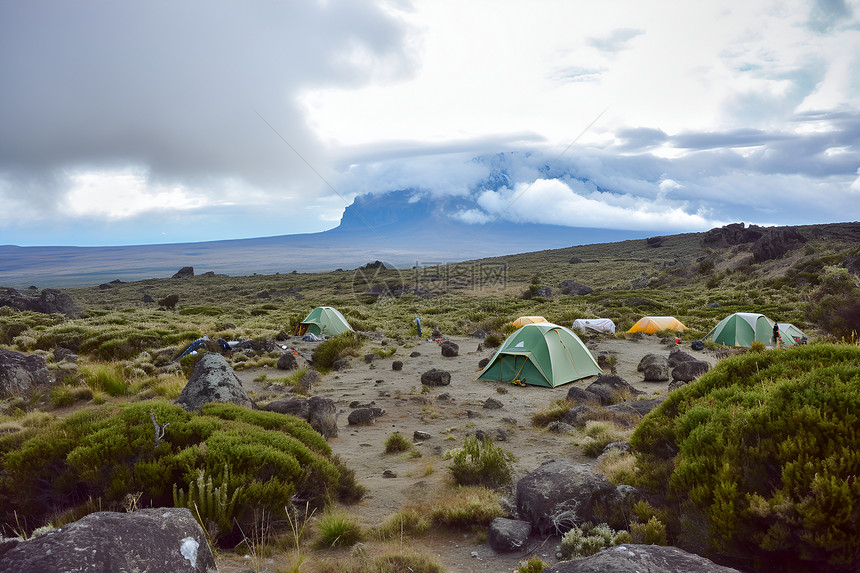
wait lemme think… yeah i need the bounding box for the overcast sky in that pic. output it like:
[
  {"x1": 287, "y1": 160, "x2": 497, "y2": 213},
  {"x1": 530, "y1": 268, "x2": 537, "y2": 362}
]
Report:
[{"x1": 1, "y1": 0, "x2": 859, "y2": 246}]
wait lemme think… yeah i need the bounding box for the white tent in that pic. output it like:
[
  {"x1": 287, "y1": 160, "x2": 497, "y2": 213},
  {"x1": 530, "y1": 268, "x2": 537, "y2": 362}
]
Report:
[{"x1": 572, "y1": 318, "x2": 616, "y2": 335}]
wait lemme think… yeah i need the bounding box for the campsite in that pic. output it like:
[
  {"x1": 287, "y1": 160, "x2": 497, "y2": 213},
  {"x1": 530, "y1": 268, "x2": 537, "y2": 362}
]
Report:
[{"x1": 0, "y1": 222, "x2": 858, "y2": 572}]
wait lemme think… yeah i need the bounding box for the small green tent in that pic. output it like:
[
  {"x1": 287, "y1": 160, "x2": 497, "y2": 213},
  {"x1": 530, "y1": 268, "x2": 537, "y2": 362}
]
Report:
[
  {"x1": 296, "y1": 306, "x2": 353, "y2": 336},
  {"x1": 777, "y1": 323, "x2": 808, "y2": 346},
  {"x1": 706, "y1": 312, "x2": 775, "y2": 347},
  {"x1": 478, "y1": 323, "x2": 602, "y2": 388}
]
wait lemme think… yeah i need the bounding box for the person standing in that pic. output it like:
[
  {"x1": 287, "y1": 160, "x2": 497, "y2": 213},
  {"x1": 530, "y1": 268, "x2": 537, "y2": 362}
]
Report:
[{"x1": 772, "y1": 322, "x2": 780, "y2": 347}]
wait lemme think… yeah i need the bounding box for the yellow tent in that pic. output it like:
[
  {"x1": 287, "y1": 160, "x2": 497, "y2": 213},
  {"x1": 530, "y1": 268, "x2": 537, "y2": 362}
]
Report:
[
  {"x1": 510, "y1": 316, "x2": 548, "y2": 329},
  {"x1": 628, "y1": 316, "x2": 687, "y2": 334}
]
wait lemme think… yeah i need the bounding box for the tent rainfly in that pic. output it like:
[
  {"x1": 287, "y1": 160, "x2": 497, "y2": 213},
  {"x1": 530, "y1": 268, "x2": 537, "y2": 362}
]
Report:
[
  {"x1": 777, "y1": 323, "x2": 808, "y2": 346},
  {"x1": 627, "y1": 316, "x2": 688, "y2": 334},
  {"x1": 295, "y1": 306, "x2": 353, "y2": 337},
  {"x1": 478, "y1": 323, "x2": 602, "y2": 388},
  {"x1": 510, "y1": 316, "x2": 548, "y2": 329},
  {"x1": 705, "y1": 312, "x2": 775, "y2": 347},
  {"x1": 572, "y1": 318, "x2": 616, "y2": 335}
]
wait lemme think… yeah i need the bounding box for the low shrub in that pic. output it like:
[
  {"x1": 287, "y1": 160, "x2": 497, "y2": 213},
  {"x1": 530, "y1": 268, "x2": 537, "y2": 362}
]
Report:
[
  {"x1": 531, "y1": 399, "x2": 573, "y2": 428},
  {"x1": 383, "y1": 432, "x2": 412, "y2": 454},
  {"x1": 448, "y1": 436, "x2": 516, "y2": 489},
  {"x1": 559, "y1": 522, "x2": 632, "y2": 558},
  {"x1": 424, "y1": 486, "x2": 504, "y2": 529},
  {"x1": 312, "y1": 332, "x2": 364, "y2": 371},
  {"x1": 81, "y1": 363, "x2": 129, "y2": 396},
  {"x1": 517, "y1": 557, "x2": 548, "y2": 573},
  {"x1": 375, "y1": 508, "x2": 430, "y2": 540},
  {"x1": 629, "y1": 343, "x2": 860, "y2": 569},
  {"x1": 483, "y1": 333, "x2": 503, "y2": 348},
  {"x1": 316, "y1": 511, "x2": 364, "y2": 548}
]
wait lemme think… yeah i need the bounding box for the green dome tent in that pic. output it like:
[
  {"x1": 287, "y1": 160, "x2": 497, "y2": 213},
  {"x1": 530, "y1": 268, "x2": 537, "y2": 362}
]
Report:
[
  {"x1": 478, "y1": 323, "x2": 602, "y2": 388},
  {"x1": 777, "y1": 323, "x2": 808, "y2": 346},
  {"x1": 296, "y1": 306, "x2": 353, "y2": 336},
  {"x1": 706, "y1": 312, "x2": 775, "y2": 347}
]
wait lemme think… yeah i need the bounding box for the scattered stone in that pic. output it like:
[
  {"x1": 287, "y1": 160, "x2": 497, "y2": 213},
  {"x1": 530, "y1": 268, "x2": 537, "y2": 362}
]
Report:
[
  {"x1": 276, "y1": 353, "x2": 298, "y2": 371},
  {"x1": 0, "y1": 349, "x2": 53, "y2": 400},
  {"x1": 483, "y1": 397, "x2": 503, "y2": 409},
  {"x1": 0, "y1": 508, "x2": 216, "y2": 573},
  {"x1": 332, "y1": 358, "x2": 350, "y2": 371},
  {"x1": 255, "y1": 290, "x2": 270, "y2": 299},
  {"x1": 299, "y1": 369, "x2": 320, "y2": 392},
  {"x1": 382, "y1": 470, "x2": 397, "y2": 478},
  {"x1": 668, "y1": 349, "x2": 697, "y2": 367},
  {"x1": 142, "y1": 293, "x2": 155, "y2": 303},
  {"x1": 420, "y1": 368, "x2": 451, "y2": 387},
  {"x1": 413, "y1": 430, "x2": 431, "y2": 441},
  {"x1": 643, "y1": 361, "x2": 670, "y2": 382},
  {"x1": 707, "y1": 302, "x2": 721, "y2": 308},
  {"x1": 488, "y1": 517, "x2": 531, "y2": 552},
  {"x1": 172, "y1": 266, "x2": 194, "y2": 278},
  {"x1": 410, "y1": 351, "x2": 421, "y2": 358},
  {"x1": 175, "y1": 354, "x2": 254, "y2": 411},
  {"x1": 53, "y1": 348, "x2": 77, "y2": 363},
  {"x1": 636, "y1": 353, "x2": 664, "y2": 372},
  {"x1": 0, "y1": 287, "x2": 80, "y2": 317},
  {"x1": 541, "y1": 544, "x2": 741, "y2": 572},
  {"x1": 568, "y1": 257, "x2": 583, "y2": 264},
  {"x1": 493, "y1": 428, "x2": 508, "y2": 441},
  {"x1": 466, "y1": 410, "x2": 481, "y2": 418},
  {"x1": 392, "y1": 360, "x2": 403, "y2": 371},
  {"x1": 478, "y1": 357, "x2": 490, "y2": 369},
  {"x1": 496, "y1": 386, "x2": 508, "y2": 394},
  {"x1": 565, "y1": 386, "x2": 601, "y2": 406},
  {"x1": 690, "y1": 340, "x2": 705, "y2": 351},
  {"x1": 671, "y1": 360, "x2": 710, "y2": 382},
  {"x1": 547, "y1": 421, "x2": 575, "y2": 434},
  {"x1": 584, "y1": 375, "x2": 644, "y2": 405},
  {"x1": 609, "y1": 399, "x2": 664, "y2": 418},
  {"x1": 441, "y1": 341, "x2": 459, "y2": 357},
  {"x1": 432, "y1": 328, "x2": 442, "y2": 338},
  {"x1": 436, "y1": 392, "x2": 451, "y2": 401},
  {"x1": 668, "y1": 379, "x2": 688, "y2": 393},
  {"x1": 275, "y1": 330, "x2": 290, "y2": 341},
  {"x1": 558, "y1": 280, "x2": 593, "y2": 296},
  {"x1": 534, "y1": 286, "x2": 552, "y2": 298},
  {"x1": 471, "y1": 330, "x2": 488, "y2": 339}
]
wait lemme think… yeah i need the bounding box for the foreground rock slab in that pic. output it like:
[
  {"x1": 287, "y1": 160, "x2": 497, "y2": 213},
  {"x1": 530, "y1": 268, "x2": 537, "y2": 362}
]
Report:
[
  {"x1": 0, "y1": 508, "x2": 218, "y2": 573},
  {"x1": 543, "y1": 544, "x2": 740, "y2": 572},
  {"x1": 175, "y1": 353, "x2": 254, "y2": 411},
  {"x1": 0, "y1": 348, "x2": 53, "y2": 399}
]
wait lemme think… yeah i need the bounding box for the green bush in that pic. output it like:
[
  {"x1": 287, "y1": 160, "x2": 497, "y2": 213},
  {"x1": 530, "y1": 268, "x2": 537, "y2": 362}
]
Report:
[
  {"x1": 517, "y1": 557, "x2": 548, "y2": 573},
  {"x1": 560, "y1": 522, "x2": 631, "y2": 558},
  {"x1": 316, "y1": 511, "x2": 363, "y2": 548},
  {"x1": 0, "y1": 401, "x2": 356, "y2": 537},
  {"x1": 448, "y1": 436, "x2": 516, "y2": 489},
  {"x1": 384, "y1": 432, "x2": 412, "y2": 454},
  {"x1": 808, "y1": 268, "x2": 860, "y2": 339},
  {"x1": 630, "y1": 343, "x2": 860, "y2": 569},
  {"x1": 311, "y1": 332, "x2": 364, "y2": 371}
]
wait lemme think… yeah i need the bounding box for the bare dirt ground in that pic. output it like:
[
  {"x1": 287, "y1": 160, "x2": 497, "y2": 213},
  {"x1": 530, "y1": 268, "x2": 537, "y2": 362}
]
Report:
[{"x1": 221, "y1": 333, "x2": 722, "y2": 573}]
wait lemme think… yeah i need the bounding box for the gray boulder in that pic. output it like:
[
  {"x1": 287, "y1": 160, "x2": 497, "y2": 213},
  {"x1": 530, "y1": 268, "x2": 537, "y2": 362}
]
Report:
[
  {"x1": 175, "y1": 353, "x2": 254, "y2": 411},
  {"x1": 542, "y1": 544, "x2": 740, "y2": 572},
  {"x1": 636, "y1": 353, "x2": 665, "y2": 372},
  {"x1": 53, "y1": 348, "x2": 77, "y2": 363},
  {"x1": 172, "y1": 266, "x2": 195, "y2": 278},
  {"x1": 392, "y1": 360, "x2": 403, "y2": 371},
  {"x1": 584, "y1": 375, "x2": 643, "y2": 405},
  {"x1": 752, "y1": 228, "x2": 807, "y2": 262},
  {"x1": 0, "y1": 349, "x2": 53, "y2": 399},
  {"x1": 643, "y1": 361, "x2": 670, "y2": 382},
  {"x1": 331, "y1": 358, "x2": 350, "y2": 371},
  {"x1": 558, "y1": 280, "x2": 593, "y2": 296},
  {"x1": 516, "y1": 460, "x2": 622, "y2": 534},
  {"x1": 0, "y1": 287, "x2": 80, "y2": 317},
  {"x1": 441, "y1": 341, "x2": 459, "y2": 357},
  {"x1": 487, "y1": 517, "x2": 532, "y2": 552},
  {"x1": 671, "y1": 360, "x2": 710, "y2": 383},
  {"x1": 668, "y1": 349, "x2": 697, "y2": 367},
  {"x1": 299, "y1": 369, "x2": 320, "y2": 393},
  {"x1": 565, "y1": 386, "x2": 601, "y2": 406},
  {"x1": 478, "y1": 357, "x2": 490, "y2": 369},
  {"x1": 420, "y1": 368, "x2": 451, "y2": 387},
  {"x1": 0, "y1": 508, "x2": 217, "y2": 573},
  {"x1": 347, "y1": 407, "x2": 385, "y2": 426},
  {"x1": 276, "y1": 352, "x2": 298, "y2": 370},
  {"x1": 483, "y1": 397, "x2": 503, "y2": 410},
  {"x1": 262, "y1": 396, "x2": 338, "y2": 439}
]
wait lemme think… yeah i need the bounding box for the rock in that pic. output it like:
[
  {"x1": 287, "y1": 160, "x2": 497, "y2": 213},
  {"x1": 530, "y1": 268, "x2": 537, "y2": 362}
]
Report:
[
  {"x1": 752, "y1": 228, "x2": 807, "y2": 262},
  {"x1": 360, "y1": 260, "x2": 387, "y2": 270},
  {"x1": 255, "y1": 290, "x2": 270, "y2": 299},
  {"x1": 172, "y1": 266, "x2": 194, "y2": 278},
  {"x1": 262, "y1": 396, "x2": 338, "y2": 439},
  {"x1": 487, "y1": 517, "x2": 532, "y2": 552},
  {"x1": 596, "y1": 352, "x2": 616, "y2": 374},
  {"x1": 565, "y1": 386, "x2": 601, "y2": 406},
  {"x1": 690, "y1": 340, "x2": 705, "y2": 351},
  {"x1": 0, "y1": 349, "x2": 53, "y2": 399},
  {"x1": 364, "y1": 353, "x2": 375, "y2": 364},
  {"x1": 558, "y1": 280, "x2": 593, "y2": 296},
  {"x1": 413, "y1": 430, "x2": 431, "y2": 441},
  {"x1": 493, "y1": 428, "x2": 508, "y2": 441},
  {"x1": 299, "y1": 369, "x2": 320, "y2": 392},
  {"x1": 643, "y1": 362, "x2": 670, "y2": 382},
  {"x1": 0, "y1": 287, "x2": 80, "y2": 317},
  {"x1": 478, "y1": 357, "x2": 490, "y2": 369},
  {"x1": 668, "y1": 379, "x2": 688, "y2": 393},
  {"x1": 646, "y1": 236, "x2": 664, "y2": 247},
  {"x1": 441, "y1": 341, "x2": 459, "y2": 357},
  {"x1": 671, "y1": 360, "x2": 710, "y2": 382},
  {"x1": 53, "y1": 348, "x2": 77, "y2": 363},
  {"x1": 382, "y1": 469, "x2": 397, "y2": 478},
  {"x1": 568, "y1": 257, "x2": 583, "y2": 264},
  {"x1": 609, "y1": 398, "x2": 664, "y2": 417},
  {"x1": 276, "y1": 353, "x2": 298, "y2": 371},
  {"x1": 0, "y1": 508, "x2": 217, "y2": 573},
  {"x1": 547, "y1": 421, "x2": 575, "y2": 434},
  {"x1": 142, "y1": 293, "x2": 155, "y2": 303},
  {"x1": 496, "y1": 386, "x2": 508, "y2": 394},
  {"x1": 483, "y1": 397, "x2": 503, "y2": 410},
  {"x1": 584, "y1": 375, "x2": 644, "y2": 405},
  {"x1": 175, "y1": 354, "x2": 254, "y2": 411},
  {"x1": 542, "y1": 544, "x2": 741, "y2": 572},
  {"x1": 410, "y1": 351, "x2": 421, "y2": 358},
  {"x1": 332, "y1": 358, "x2": 350, "y2": 371},
  {"x1": 275, "y1": 330, "x2": 290, "y2": 341},
  {"x1": 347, "y1": 407, "x2": 384, "y2": 425},
  {"x1": 516, "y1": 460, "x2": 622, "y2": 534},
  {"x1": 668, "y1": 349, "x2": 697, "y2": 367},
  {"x1": 392, "y1": 360, "x2": 403, "y2": 371},
  {"x1": 636, "y1": 353, "x2": 664, "y2": 372},
  {"x1": 707, "y1": 302, "x2": 721, "y2": 308},
  {"x1": 420, "y1": 368, "x2": 451, "y2": 387},
  {"x1": 470, "y1": 330, "x2": 488, "y2": 339},
  {"x1": 534, "y1": 286, "x2": 552, "y2": 298},
  {"x1": 701, "y1": 222, "x2": 763, "y2": 249}
]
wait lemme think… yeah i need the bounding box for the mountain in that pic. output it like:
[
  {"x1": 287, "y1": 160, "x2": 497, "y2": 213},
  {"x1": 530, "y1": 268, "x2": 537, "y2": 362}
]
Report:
[{"x1": 0, "y1": 191, "x2": 650, "y2": 288}]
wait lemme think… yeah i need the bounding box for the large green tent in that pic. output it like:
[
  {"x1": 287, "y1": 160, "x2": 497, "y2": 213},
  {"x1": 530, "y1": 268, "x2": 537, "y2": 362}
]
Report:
[
  {"x1": 296, "y1": 306, "x2": 353, "y2": 336},
  {"x1": 706, "y1": 312, "x2": 775, "y2": 347},
  {"x1": 478, "y1": 323, "x2": 602, "y2": 388}
]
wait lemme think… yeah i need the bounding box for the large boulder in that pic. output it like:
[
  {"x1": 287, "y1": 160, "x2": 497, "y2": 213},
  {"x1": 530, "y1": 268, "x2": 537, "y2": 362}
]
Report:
[
  {"x1": 0, "y1": 508, "x2": 217, "y2": 573},
  {"x1": 667, "y1": 349, "x2": 697, "y2": 367},
  {"x1": 172, "y1": 266, "x2": 195, "y2": 278},
  {"x1": 487, "y1": 517, "x2": 532, "y2": 552},
  {"x1": 637, "y1": 353, "x2": 666, "y2": 372},
  {"x1": 752, "y1": 228, "x2": 807, "y2": 262},
  {"x1": 701, "y1": 222, "x2": 763, "y2": 249},
  {"x1": 175, "y1": 353, "x2": 254, "y2": 411},
  {"x1": 420, "y1": 368, "x2": 451, "y2": 387},
  {"x1": 0, "y1": 349, "x2": 53, "y2": 399},
  {"x1": 262, "y1": 396, "x2": 338, "y2": 439},
  {"x1": 643, "y1": 361, "x2": 670, "y2": 382},
  {"x1": 347, "y1": 407, "x2": 385, "y2": 426},
  {"x1": 558, "y1": 280, "x2": 593, "y2": 296},
  {"x1": 0, "y1": 287, "x2": 80, "y2": 317},
  {"x1": 276, "y1": 352, "x2": 298, "y2": 370},
  {"x1": 542, "y1": 544, "x2": 740, "y2": 572},
  {"x1": 584, "y1": 375, "x2": 643, "y2": 405},
  {"x1": 671, "y1": 360, "x2": 710, "y2": 383},
  {"x1": 565, "y1": 386, "x2": 601, "y2": 406},
  {"x1": 441, "y1": 341, "x2": 459, "y2": 357},
  {"x1": 516, "y1": 460, "x2": 622, "y2": 534}
]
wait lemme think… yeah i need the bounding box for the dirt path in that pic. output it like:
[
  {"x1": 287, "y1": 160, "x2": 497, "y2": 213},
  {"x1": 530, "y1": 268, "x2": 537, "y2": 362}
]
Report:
[{"x1": 227, "y1": 333, "x2": 721, "y2": 572}]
